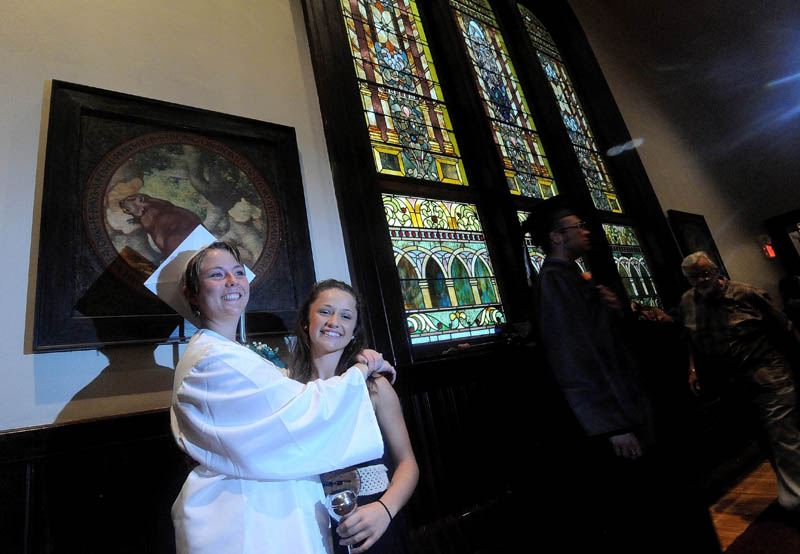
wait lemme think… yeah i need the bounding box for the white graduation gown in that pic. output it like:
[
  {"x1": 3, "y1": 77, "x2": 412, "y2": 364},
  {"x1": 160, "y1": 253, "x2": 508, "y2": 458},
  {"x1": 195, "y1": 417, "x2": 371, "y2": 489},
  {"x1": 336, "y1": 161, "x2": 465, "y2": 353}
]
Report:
[{"x1": 170, "y1": 329, "x2": 383, "y2": 554}]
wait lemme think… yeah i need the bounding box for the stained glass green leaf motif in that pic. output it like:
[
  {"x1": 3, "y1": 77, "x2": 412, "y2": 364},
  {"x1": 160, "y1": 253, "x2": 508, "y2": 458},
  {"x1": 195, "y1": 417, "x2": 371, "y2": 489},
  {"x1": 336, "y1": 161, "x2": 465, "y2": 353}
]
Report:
[
  {"x1": 518, "y1": 5, "x2": 622, "y2": 213},
  {"x1": 384, "y1": 193, "x2": 505, "y2": 344},
  {"x1": 602, "y1": 223, "x2": 661, "y2": 307},
  {"x1": 341, "y1": 0, "x2": 467, "y2": 185},
  {"x1": 449, "y1": 0, "x2": 557, "y2": 199}
]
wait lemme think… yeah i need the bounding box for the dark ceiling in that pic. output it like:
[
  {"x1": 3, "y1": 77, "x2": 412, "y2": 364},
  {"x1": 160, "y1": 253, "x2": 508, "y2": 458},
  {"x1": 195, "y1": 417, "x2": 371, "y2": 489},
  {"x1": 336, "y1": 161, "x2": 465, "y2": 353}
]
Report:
[{"x1": 573, "y1": 0, "x2": 800, "y2": 224}]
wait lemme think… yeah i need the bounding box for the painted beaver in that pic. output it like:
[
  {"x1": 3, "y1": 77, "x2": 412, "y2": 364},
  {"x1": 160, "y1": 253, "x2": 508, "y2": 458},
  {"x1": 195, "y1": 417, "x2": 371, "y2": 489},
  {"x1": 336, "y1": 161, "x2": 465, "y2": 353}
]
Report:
[{"x1": 119, "y1": 193, "x2": 202, "y2": 257}]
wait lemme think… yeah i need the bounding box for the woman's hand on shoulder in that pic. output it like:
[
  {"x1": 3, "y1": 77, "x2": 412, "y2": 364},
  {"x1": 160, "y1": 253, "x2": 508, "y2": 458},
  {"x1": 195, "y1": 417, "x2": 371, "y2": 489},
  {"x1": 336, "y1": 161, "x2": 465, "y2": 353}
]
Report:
[
  {"x1": 356, "y1": 349, "x2": 396, "y2": 384},
  {"x1": 352, "y1": 362, "x2": 371, "y2": 381},
  {"x1": 336, "y1": 501, "x2": 392, "y2": 554}
]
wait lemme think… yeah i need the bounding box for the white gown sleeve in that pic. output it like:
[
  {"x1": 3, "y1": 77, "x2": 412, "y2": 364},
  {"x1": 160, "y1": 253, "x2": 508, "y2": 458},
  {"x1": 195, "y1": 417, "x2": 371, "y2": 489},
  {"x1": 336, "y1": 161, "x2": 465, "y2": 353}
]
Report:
[{"x1": 171, "y1": 332, "x2": 383, "y2": 480}]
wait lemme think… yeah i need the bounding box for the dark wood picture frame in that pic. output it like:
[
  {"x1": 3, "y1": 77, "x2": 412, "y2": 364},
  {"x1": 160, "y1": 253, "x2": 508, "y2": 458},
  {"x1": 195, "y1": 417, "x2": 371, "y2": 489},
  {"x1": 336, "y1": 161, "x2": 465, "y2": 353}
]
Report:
[
  {"x1": 766, "y1": 208, "x2": 800, "y2": 276},
  {"x1": 666, "y1": 209, "x2": 729, "y2": 278},
  {"x1": 33, "y1": 80, "x2": 316, "y2": 352}
]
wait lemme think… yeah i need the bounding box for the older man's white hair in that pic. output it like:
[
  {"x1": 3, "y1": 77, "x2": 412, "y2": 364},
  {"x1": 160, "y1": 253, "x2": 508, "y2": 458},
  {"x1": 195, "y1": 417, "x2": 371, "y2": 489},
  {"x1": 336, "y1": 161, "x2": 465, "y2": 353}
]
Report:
[{"x1": 680, "y1": 251, "x2": 718, "y2": 277}]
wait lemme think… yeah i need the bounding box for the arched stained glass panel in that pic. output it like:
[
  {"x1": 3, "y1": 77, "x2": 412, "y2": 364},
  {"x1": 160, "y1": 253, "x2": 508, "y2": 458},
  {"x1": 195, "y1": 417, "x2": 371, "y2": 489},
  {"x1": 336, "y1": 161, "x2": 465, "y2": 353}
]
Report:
[
  {"x1": 426, "y1": 259, "x2": 451, "y2": 307},
  {"x1": 340, "y1": 0, "x2": 468, "y2": 185},
  {"x1": 617, "y1": 260, "x2": 637, "y2": 298},
  {"x1": 451, "y1": 257, "x2": 475, "y2": 305},
  {"x1": 639, "y1": 264, "x2": 653, "y2": 295},
  {"x1": 603, "y1": 223, "x2": 662, "y2": 307},
  {"x1": 448, "y1": 0, "x2": 558, "y2": 199},
  {"x1": 630, "y1": 257, "x2": 648, "y2": 296},
  {"x1": 518, "y1": 5, "x2": 623, "y2": 213},
  {"x1": 384, "y1": 193, "x2": 505, "y2": 344},
  {"x1": 474, "y1": 256, "x2": 498, "y2": 303},
  {"x1": 397, "y1": 254, "x2": 424, "y2": 309}
]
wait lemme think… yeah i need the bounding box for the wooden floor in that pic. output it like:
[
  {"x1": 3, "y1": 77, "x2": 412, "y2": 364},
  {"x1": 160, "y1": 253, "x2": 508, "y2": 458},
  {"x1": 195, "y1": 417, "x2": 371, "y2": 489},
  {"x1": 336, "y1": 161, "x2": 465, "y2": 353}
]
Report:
[{"x1": 710, "y1": 460, "x2": 778, "y2": 551}]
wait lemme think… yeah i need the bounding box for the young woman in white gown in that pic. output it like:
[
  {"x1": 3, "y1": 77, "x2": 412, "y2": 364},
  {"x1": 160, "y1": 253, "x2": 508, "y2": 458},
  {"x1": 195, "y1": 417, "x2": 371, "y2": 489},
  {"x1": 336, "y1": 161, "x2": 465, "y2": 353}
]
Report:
[{"x1": 169, "y1": 242, "x2": 394, "y2": 554}]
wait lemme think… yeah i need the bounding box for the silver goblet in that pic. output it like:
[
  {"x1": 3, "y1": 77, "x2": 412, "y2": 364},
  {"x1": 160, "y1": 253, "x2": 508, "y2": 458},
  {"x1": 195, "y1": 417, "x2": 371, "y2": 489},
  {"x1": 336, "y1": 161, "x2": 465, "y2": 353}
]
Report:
[{"x1": 325, "y1": 489, "x2": 358, "y2": 553}]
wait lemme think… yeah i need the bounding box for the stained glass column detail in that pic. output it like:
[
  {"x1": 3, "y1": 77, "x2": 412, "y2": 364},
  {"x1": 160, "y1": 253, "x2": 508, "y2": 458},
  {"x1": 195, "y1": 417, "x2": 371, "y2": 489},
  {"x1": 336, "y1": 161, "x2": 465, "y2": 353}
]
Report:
[
  {"x1": 384, "y1": 194, "x2": 505, "y2": 344},
  {"x1": 517, "y1": 211, "x2": 545, "y2": 272},
  {"x1": 340, "y1": 0, "x2": 468, "y2": 185},
  {"x1": 518, "y1": 5, "x2": 622, "y2": 213},
  {"x1": 603, "y1": 223, "x2": 661, "y2": 307},
  {"x1": 448, "y1": 0, "x2": 557, "y2": 199}
]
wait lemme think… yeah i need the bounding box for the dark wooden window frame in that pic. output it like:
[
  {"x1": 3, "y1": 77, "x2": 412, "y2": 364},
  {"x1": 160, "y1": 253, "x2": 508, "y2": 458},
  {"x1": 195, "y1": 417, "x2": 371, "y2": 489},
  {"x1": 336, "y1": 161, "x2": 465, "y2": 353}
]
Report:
[{"x1": 301, "y1": 0, "x2": 683, "y2": 368}]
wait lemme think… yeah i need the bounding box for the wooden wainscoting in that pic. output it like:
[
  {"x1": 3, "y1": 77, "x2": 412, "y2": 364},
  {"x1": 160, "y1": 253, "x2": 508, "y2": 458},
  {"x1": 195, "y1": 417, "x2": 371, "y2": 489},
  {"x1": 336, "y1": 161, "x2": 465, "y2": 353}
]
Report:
[
  {"x1": 0, "y1": 339, "x2": 762, "y2": 554},
  {"x1": 0, "y1": 410, "x2": 188, "y2": 554}
]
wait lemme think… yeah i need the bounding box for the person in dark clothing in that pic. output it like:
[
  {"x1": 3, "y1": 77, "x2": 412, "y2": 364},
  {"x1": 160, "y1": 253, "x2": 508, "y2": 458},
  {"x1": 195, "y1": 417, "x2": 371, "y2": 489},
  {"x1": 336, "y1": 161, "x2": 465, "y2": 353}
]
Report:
[
  {"x1": 523, "y1": 198, "x2": 720, "y2": 554},
  {"x1": 534, "y1": 206, "x2": 651, "y2": 457},
  {"x1": 678, "y1": 251, "x2": 800, "y2": 513}
]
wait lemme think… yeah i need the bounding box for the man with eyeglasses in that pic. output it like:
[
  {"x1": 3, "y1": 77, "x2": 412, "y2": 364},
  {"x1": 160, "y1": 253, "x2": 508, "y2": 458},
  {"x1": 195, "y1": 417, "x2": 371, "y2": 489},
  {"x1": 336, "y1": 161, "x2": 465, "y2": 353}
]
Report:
[
  {"x1": 679, "y1": 251, "x2": 800, "y2": 514},
  {"x1": 526, "y1": 198, "x2": 659, "y2": 544},
  {"x1": 530, "y1": 200, "x2": 649, "y2": 458},
  {"x1": 524, "y1": 200, "x2": 721, "y2": 553}
]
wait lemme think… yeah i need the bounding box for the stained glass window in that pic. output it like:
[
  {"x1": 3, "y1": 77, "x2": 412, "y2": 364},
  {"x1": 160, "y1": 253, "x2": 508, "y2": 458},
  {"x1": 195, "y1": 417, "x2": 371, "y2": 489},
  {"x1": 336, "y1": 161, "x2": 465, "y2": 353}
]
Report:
[
  {"x1": 384, "y1": 193, "x2": 505, "y2": 344},
  {"x1": 340, "y1": 0, "x2": 468, "y2": 185},
  {"x1": 603, "y1": 224, "x2": 661, "y2": 307},
  {"x1": 518, "y1": 211, "x2": 546, "y2": 273},
  {"x1": 448, "y1": 0, "x2": 557, "y2": 199},
  {"x1": 518, "y1": 5, "x2": 623, "y2": 214}
]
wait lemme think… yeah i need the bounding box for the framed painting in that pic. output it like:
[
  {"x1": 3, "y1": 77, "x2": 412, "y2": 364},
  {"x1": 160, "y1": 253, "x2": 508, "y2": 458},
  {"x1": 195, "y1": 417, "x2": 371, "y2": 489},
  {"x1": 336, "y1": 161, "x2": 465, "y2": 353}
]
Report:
[
  {"x1": 766, "y1": 208, "x2": 800, "y2": 276},
  {"x1": 33, "y1": 80, "x2": 316, "y2": 352},
  {"x1": 666, "y1": 210, "x2": 729, "y2": 278}
]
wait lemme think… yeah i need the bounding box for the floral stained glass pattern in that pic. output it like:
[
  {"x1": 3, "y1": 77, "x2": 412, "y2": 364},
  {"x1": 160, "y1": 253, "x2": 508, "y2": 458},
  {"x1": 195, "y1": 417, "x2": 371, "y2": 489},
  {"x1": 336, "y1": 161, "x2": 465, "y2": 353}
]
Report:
[
  {"x1": 603, "y1": 224, "x2": 661, "y2": 307},
  {"x1": 384, "y1": 194, "x2": 505, "y2": 344},
  {"x1": 518, "y1": 5, "x2": 622, "y2": 213},
  {"x1": 340, "y1": 0, "x2": 467, "y2": 185},
  {"x1": 448, "y1": 0, "x2": 558, "y2": 199}
]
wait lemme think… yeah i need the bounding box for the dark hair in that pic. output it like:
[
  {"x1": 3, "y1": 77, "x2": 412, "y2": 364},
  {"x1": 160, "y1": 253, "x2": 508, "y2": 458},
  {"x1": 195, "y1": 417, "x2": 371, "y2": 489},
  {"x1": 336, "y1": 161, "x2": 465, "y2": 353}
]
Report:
[
  {"x1": 290, "y1": 279, "x2": 368, "y2": 384},
  {"x1": 523, "y1": 199, "x2": 578, "y2": 254},
  {"x1": 183, "y1": 241, "x2": 244, "y2": 314}
]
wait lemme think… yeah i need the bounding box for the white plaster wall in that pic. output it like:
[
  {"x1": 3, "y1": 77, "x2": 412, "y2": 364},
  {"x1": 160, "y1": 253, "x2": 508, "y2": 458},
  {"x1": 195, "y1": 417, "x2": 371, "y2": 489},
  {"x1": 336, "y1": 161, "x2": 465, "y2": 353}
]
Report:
[
  {"x1": 570, "y1": 1, "x2": 785, "y2": 299},
  {"x1": 0, "y1": 0, "x2": 348, "y2": 431}
]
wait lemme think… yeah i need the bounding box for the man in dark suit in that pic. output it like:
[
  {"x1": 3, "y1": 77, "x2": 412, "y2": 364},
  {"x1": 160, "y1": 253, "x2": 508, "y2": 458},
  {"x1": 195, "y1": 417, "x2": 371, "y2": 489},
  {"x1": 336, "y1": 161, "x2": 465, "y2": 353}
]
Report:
[
  {"x1": 524, "y1": 197, "x2": 720, "y2": 554},
  {"x1": 531, "y1": 199, "x2": 650, "y2": 456}
]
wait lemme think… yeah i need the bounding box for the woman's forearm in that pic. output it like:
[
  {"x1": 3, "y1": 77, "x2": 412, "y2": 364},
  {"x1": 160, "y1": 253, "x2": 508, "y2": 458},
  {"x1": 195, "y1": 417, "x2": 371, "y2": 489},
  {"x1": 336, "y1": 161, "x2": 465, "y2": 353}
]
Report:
[{"x1": 378, "y1": 457, "x2": 419, "y2": 517}]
